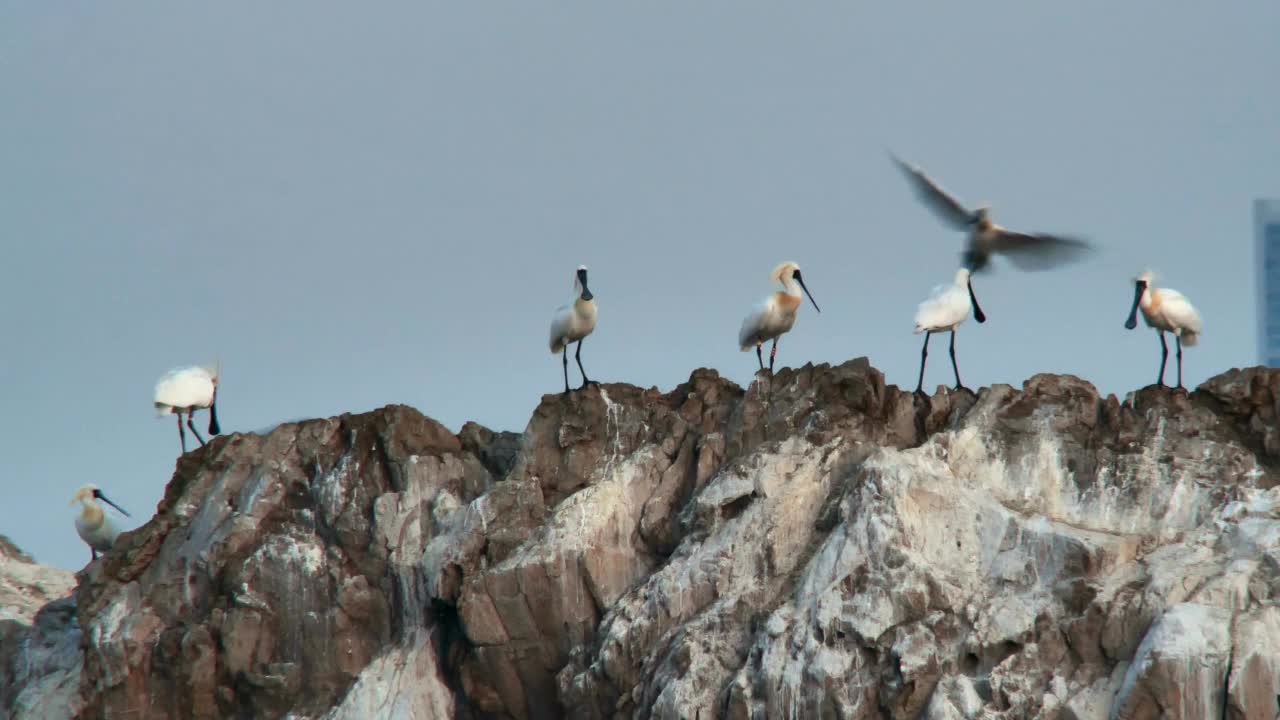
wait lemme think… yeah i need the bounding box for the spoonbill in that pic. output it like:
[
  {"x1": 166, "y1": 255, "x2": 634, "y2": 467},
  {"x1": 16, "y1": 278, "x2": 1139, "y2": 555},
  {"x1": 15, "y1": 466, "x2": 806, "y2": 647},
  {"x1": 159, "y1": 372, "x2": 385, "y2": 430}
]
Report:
[
  {"x1": 891, "y1": 154, "x2": 1091, "y2": 272},
  {"x1": 549, "y1": 265, "x2": 598, "y2": 393},
  {"x1": 913, "y1": 268, "x2": 987, "y2": 394},
  {"x1": 1124, "y1": 272, "x2": 1202, "y2": 389},
  {"x1": 738, "y1": 261, "x2": 820, "y2": 372},
  {"x1": 154, "y1": 364, "x2": 221, "y2": 453},
  {"x1": 70, "y1": 484, "x2": 130, "y2": 561}
]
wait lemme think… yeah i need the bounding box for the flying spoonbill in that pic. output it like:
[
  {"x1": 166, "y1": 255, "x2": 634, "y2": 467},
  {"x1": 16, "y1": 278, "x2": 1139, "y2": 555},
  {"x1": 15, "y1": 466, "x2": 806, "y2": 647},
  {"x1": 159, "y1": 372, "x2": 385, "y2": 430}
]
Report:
[
  {"x1": 738, "y1": 261, "x2": 820, "y2": 372},
  {"x1": 154, "y1": 364, "x2": 221, "y2": 453},
  {"x1": 549, "y1": 265, "x2": 598, "y2": 393},
  {"x1": 71, "y1": 484, "x2": 130, "y2": 561},
  {"x1": 1124, "y1": 272, "x2": 1202, "y2": 389},
  {"x1": 913, "y1": 268, "x2": 987, "y2": 394},
  {"x1": 891, "y1": 154, "x2": 1091, "y2": 272}
]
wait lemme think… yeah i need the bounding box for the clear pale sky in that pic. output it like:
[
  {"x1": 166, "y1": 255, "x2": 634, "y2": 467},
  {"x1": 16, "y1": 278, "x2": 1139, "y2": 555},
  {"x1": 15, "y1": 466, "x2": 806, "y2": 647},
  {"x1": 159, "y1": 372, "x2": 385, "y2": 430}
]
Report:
[{"x1": 3, "y1": 2, "x2": 1277, "y2": 569}]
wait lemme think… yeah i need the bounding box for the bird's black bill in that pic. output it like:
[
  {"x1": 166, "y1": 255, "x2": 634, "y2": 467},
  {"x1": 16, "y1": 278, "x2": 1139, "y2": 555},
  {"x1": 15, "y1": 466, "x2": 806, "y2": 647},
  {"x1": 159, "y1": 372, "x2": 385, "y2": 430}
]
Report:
[
  {"x1": 1124, "y1": 282, "x2": 1145, "y2": 330},
  {"x1": 208, "y1": 398, "x2": 221, "y2": 436},
  {"x1": 794, "y1": 272, "x2": 820, "y2": 312},
  {"x1": 94, "y1": 489, "x2": 131, "y2": 518},
  {"x1": 578, "y1": 269, "x2": 592, "y2": 301},
  {"x1": 967, "y1": 278, "x2": 987, "y2": 324}
]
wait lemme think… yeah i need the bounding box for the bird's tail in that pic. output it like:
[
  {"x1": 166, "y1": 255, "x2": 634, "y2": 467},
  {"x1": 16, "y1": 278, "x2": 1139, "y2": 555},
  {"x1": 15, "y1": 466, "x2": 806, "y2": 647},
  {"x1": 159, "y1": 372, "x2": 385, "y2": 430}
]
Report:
[{"x1": 1180, "y1": 330, "x2": 1199, "y2": 347}]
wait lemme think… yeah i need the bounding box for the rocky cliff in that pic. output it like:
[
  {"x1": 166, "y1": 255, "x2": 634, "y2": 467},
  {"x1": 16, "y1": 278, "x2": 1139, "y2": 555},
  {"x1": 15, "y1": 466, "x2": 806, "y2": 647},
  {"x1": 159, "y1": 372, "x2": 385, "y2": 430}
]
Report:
[{"x1": 3, "y1": 359, "x2": 1279, "y2": 719}]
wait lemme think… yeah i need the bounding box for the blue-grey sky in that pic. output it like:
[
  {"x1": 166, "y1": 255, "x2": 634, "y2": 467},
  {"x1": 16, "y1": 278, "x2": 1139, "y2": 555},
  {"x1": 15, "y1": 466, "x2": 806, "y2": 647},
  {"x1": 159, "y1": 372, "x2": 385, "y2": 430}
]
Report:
[{"x1": 3, "y1": 2, "x2": 1277, "y2": 569}]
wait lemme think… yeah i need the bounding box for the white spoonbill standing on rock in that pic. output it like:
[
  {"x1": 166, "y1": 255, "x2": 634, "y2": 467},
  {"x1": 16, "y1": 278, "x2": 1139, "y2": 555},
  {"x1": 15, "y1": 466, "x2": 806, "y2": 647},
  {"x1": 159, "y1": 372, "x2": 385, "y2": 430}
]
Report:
[
  {"x1": 70, "y1": 484, "x2": 130, "y2": 561},
  {"x1": 891, "y1": 154, "x2": 1091, "y2": 273},
  {"x1": 154, "y1": 364, "x2": 221, "y2": 453},
  {"x1": 738, "y1": 261, "x2": 820, "y2": 372},
  {"x1": 549, "y1": 265, "x2": 598, "y2": 394},
  {"x1": 1124, "y1": 271, "x2": 1202, "y2": 389},
  {"x1": 913, "y1": 268, "x2": 987, "y2": 394}
]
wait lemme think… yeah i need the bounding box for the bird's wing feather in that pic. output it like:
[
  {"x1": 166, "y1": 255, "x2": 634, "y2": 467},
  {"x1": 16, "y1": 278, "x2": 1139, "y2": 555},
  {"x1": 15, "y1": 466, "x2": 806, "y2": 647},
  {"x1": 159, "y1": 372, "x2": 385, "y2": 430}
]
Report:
[
  {"x1": 549, "y1": 305, "x2": 573, "y2": 353},
  {"x1": 154, "y1": 367, "x2": 216, "y2": 408},
  {"x1": 990, "y1": 230, "x2": 1092, "y2": 271},
  {"x1": 914, "y1": 285, "x2": 969, "y2": 331},
  {"x1": 738, "y1": 299, "x2": 772, "y2": 349},
  {"x1": 891, "y1": 155, "x2": 974, "y2": 230},
  {"x1": 1159, "y1": 290, "x2": 1203, "y2": 333}
]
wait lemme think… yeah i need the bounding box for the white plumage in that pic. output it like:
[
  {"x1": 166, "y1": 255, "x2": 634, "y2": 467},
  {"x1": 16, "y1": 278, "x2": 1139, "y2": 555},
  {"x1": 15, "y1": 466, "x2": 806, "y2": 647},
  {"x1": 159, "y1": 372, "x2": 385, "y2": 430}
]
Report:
[
  {"x1": 914, "y1": 268, "x2": 976, "y2": 333},
  {"x1": 70, "y1": 484, "x2": 130, "y2": 561},
  {"x1": 1135, "y1": 273, "x2": 1202, "y2": 344},
  {"x1": 154, "y1": 364, "x2": 221, "y2": 452},
  {"x1": 1125, "y1": 272, "x2": 1202, "y2": 388},
  {"x1": 912, "y1": 268, "x2": 986, "y2": 393},
  {"x1": 738, "y1": 261, "x2": 820, "y2": 372},
  {"x1": 154, "y1": 366, "x2": 216, "y2": 412},
  {"x1": 549, "y1": 265, "x2": 599, "y2": 392}
]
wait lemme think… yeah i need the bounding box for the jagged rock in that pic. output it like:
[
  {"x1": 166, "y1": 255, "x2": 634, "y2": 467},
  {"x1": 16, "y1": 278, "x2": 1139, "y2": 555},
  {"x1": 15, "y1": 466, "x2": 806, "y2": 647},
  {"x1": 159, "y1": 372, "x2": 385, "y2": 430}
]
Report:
[
  {"x1": 1112, "y1": 603, "x2": 1232, "y2": 719},
  {"x1": 2, "y1": 361, "x2": 1280, "y2": 719},
  {"x1": 0, "y1": 534, "x2": 76, "y2": 628},
  {"x1": 1225, "y1": 607, "x2": 1280, "y2": 720},
  {"x1": 0, "y1": 536, "x2": 80, "y2": 720}
]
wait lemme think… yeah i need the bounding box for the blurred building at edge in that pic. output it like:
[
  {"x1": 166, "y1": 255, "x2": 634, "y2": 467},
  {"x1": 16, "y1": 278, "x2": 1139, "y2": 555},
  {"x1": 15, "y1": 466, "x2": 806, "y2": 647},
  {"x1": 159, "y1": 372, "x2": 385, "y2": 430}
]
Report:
[{"x1": 1258, "y1": 199, "x2": 1280, "y2": 367}]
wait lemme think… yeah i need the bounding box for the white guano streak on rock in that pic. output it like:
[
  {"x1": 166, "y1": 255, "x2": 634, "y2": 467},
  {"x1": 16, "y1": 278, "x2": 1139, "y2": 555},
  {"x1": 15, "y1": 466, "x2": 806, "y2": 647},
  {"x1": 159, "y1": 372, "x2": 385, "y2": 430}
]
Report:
[
  {"x1": 317, "y1": 629, "x2": 454, "y2": 720},
  {"x1": 945, "y1": 418, "x2": 1204, "y2": 537}
]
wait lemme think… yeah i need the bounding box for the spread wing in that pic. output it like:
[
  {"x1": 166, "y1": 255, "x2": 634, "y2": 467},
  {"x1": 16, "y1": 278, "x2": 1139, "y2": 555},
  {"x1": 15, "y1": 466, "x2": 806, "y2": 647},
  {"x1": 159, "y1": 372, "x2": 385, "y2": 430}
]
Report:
[
  {"x1": 890, "y1": 154, "x2": 975, "y2": 230},
  {"x1": 990, "y1": 230, "x2": 1092, "y2": 271}
]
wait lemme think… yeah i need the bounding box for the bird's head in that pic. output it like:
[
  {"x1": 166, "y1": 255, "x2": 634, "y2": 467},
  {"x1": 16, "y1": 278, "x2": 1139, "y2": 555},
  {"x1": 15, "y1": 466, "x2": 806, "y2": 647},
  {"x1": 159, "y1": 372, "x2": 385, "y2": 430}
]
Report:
[
  {"x1": 770, "y1": 261, "x2": 800, "y2": 285},
  {"x1": 575, "y1": 265, "x2": 593, "y2": 301},
  {"x1": 71, "y1": 485, "x2": 130, "y2": 516},
  {"x1": 771, "y1": 261, "x2": 820, "y2": 312},
  {"x1": 1124, "y1": 271, "x2": 1153, "y2": 330},
  {"x1": 70, "y1": 484, "x2": 98, "y2": 505},
  {"x1": 971, "y1": 205, "x2": 991, "y2": 225}
]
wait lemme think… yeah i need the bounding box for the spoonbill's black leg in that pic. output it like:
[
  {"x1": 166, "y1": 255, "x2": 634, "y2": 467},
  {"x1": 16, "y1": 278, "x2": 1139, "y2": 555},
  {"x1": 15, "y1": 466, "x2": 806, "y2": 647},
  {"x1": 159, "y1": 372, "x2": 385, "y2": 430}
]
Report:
[
  {"x1": 1175, "y1": 335, "x2": 1184, "y2": 389},
  {"x1": 576, "y1": 339, "x2": 596, "y2": 389},
  {"x1": 915, "y1": 331, "x2": 933, "y2": 394},
  {"x1": 949, "y1": 331, "x2": 964, "y2": 390},
  {"x1": 756, "y1": 343, "x2": 764, "y2": 370},
  {"x1": 562, "y1": 346, "x2": 570, "y2": 394},
  {"x1": 177, "y1": 412, "x2": 188, "y2": 453},
  {"x1": 1157, "y1": 332, "x2": 1169, "y2": 387},
  {"x1": 769, "y1": 339, "x2": 778, "y2": 372},
  {"x1": 187, "y1": 414, "x2": 206, "y2": 447}
]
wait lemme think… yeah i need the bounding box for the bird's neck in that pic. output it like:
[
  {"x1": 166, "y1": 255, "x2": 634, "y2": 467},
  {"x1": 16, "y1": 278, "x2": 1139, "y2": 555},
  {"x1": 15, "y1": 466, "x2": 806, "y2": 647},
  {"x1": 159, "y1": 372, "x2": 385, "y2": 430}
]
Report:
[
  {"x1": 80, "y1": 502, "x2": 104, "y2": 527},
  {"x1": 1140, "y1": 288, "x2": 1160, "y2": 312},
  {"x1": 775, "y1": 290, "x2": 802, "y2": 310},
  {"x1": 574, "y1": 297, "x2": 596, "y2": 312}
]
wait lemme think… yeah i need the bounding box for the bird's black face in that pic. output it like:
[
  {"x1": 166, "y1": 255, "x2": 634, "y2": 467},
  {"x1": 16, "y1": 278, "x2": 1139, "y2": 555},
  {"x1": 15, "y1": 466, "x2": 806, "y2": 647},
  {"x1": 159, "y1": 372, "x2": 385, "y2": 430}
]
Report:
[
  {"x1": 93, "y1": 488, "x2": 131, "y2": 517},
  {"x1": 792, "y1": 269, "x2": 820, "y2": 313},
  {"x1": 1124, "y1": 280, "x2": 1147, "y2": 330},
  {"x1": 577, "y1": 268, "x2": 593, "y2": 301}
]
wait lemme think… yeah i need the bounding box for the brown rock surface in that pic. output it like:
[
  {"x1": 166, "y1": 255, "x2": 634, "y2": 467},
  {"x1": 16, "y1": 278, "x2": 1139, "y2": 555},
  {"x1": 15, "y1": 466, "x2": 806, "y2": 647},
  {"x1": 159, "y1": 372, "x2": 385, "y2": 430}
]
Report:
[{"x1": 1, "y1": 360, "x2": 1278, "y2": 719}]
